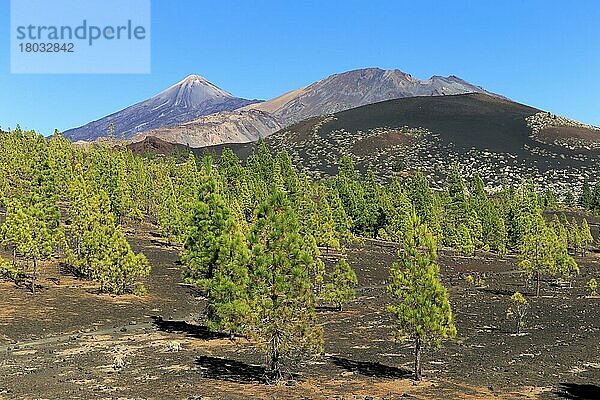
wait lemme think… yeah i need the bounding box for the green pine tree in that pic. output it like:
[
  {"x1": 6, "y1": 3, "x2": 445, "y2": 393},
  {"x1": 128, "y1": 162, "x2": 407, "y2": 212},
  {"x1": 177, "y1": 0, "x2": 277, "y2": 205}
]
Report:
[
  {"x1": 205, "y1": 215, "x2": 252, "y2": 337},
  {"x1": 380, "y1": 178, "x2": 412, "y2": 242},
  {"x1": 248, "y1": 190, "x2": 323, "y2": 382},
  {"x1": 387, "y1": 211, "x2": 456, "y2": 381},
  {"x1": 519, "y1": 217, "x2": 578, "y2": 297},
  {"x1": 568, "y1": 217, "x2": 583, "y2": 255},
  {"x1": 506, "y1": 291, "x2": 528, "y2": 334},
  {"x1": 593, "y1": 182, "x2": 600, "y2": 213},
  {"x1": 564, "y1": 191, "x2": 575, "y2": 207},
  {"x1": 579, "y1": 180, "x2": 593, "y2": 209},
  {"x1": 321, "y1": 259, "x2": 358, "y2": 311},
  {"x1": 73, "y1": 190, "x2": 150, "y2": 294},
  {"x1": 181, "y1": 173, "x2": 229, "y2": 288},
  {"x1": 90, "y1": 227, "x2": 150, "y2": 294},
  {"x1": 407, "y1": 170, "x2": 443, "y2": 242},
  {"x1": 1, "y1": 197, "x2": 55, "y2": 293},
  {"x1": 580, "y1": 219, "x2": 593, "y2": 256}
]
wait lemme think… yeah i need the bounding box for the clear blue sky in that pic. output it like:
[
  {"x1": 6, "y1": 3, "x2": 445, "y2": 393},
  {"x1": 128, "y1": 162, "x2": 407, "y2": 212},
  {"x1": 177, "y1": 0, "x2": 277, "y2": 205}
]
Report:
[{"x1": 1, "y1": 0, "x2": 599, "y2": 135}]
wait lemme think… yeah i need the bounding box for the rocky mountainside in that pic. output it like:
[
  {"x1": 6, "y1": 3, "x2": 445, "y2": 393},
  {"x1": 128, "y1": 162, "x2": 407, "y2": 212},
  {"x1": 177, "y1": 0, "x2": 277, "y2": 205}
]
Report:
[
  {"x1": 62, "y1": 75, "x2": 261, "y2": 141},
  {"x1": 128, "y1": 68, "x2": 499, "y2": 148},
  {"x1": 245, "y1": 68, "x2": 500, "y2": 125},
  {"x1": 130, "y1": 109, "x2": 282, "y2": 149}
]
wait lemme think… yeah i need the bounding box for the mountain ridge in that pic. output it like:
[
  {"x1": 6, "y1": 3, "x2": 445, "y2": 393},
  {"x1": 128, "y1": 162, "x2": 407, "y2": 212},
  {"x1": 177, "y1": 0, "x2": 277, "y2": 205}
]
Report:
[
  {"x1": 243, "y1": 68, "x2": 502, "y2": 125},
  {"x1": 128, "y1": 67, "x2": 500, "y2": 148}
]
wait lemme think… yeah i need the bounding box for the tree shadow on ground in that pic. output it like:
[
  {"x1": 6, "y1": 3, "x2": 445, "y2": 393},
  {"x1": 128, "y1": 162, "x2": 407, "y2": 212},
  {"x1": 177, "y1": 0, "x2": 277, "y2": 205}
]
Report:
[
  {"x1": 151, "y1": 316, "x2": 228, "y2": 340},
  {"x1": 150, "y1": 238, "x2": 170, "y2": 247},
  {"x1": 330, "y1": 356, "x2": 412, "y2": 379},
  {"x1": 316, "y1": 305, "x2": 342, "y2": 312},
  {"x1": 555, "y1": 383, "x2": 600, "y2": 400},
  {"x1": 59, "y1": 262, "x2": 88, "y2": 279},
  {"x1": 195, "y1": 356, "x2": 267, "y2": 384}
]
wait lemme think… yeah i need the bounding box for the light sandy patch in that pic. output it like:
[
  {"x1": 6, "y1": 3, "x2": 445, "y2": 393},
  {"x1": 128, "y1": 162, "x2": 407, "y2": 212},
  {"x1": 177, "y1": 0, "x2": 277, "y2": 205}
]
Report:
[
  {"x1": 161, "y1": 364, "x2": 192, "y2": 372},
  {"x1": 10, "y1": 349, "x2": 37, "y2": 356}
]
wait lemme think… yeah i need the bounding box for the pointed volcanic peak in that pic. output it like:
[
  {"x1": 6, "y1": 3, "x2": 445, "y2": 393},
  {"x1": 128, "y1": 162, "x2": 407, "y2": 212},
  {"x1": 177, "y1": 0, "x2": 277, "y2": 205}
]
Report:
[
  {"x1": 62, "y1": 75, "x2": 262, "y2": 142},
  {"x1": 245, "y1": 67, "x2": 501, "y2": 125},
  {"x1": 155, "y1": 74, "x2": 234, "y2": 106}
]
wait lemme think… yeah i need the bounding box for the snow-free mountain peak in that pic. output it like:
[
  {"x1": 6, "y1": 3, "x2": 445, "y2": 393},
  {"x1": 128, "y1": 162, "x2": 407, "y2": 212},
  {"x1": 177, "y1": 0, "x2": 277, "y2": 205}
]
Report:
[{"x1": 244, "y1": 67, "x2": 501, "y2": 125}]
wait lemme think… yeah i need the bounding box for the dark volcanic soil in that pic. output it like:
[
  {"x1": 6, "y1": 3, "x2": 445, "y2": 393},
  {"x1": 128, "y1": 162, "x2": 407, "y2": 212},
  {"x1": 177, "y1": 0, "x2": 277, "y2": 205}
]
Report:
[
  {"x1": 1, "y1": 223, "x2": 600, "y2": 399},
  {"x1": 538, "y1": 126, "x2": 600, "y2": 145}
]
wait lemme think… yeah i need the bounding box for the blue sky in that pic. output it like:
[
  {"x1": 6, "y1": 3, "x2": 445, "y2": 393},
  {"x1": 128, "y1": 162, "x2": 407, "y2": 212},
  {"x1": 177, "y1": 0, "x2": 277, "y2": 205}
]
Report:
[{"x1": 0, "y1": 0, "x2": 599, "y2": 135}]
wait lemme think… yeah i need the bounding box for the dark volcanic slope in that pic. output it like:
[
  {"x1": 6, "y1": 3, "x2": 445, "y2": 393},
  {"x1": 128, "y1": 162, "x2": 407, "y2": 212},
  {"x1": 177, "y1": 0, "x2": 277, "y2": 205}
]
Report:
[
  {"x1": 130, "y1": 93, "x2": 599, "y2": 194},
  {"x1": 197, "y1": 93, "x2": 541, "y2": 157},
  {"x1": 319, "y1": 93, "x2": 539, "y2": 154},
  {"x1": 217, "y1": 94, "x2": 598, "y2": 194}
]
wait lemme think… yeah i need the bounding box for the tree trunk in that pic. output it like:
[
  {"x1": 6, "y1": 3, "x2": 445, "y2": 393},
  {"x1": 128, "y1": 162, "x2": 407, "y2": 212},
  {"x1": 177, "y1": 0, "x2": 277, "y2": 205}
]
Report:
[
  {"x1": 268, "y1": 251, "x2": 283, "y2": 383},
  {"x1": 12, "y1": 248, "x2": 16, "y2": 267},
  {"x1": 535, "y1": 271, "x2": 540, "y2": 297},
  {"x1": 31, "y1": 258, "x2": 37, "y2": 295},
  {"x1": 207, "y1": 261, "x2": 216, "y2": 280},
  {"x1": 269, "y1": 333, "x2": 283, "y2": 383},
  {"x1": 414, "y1": 336, "x2": 422, "y2": 381}
]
